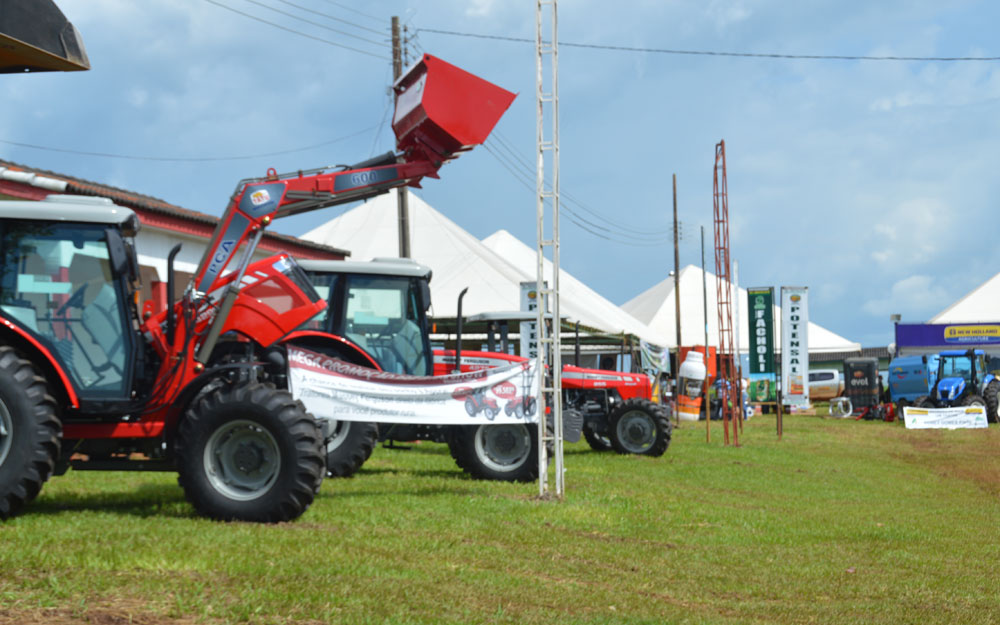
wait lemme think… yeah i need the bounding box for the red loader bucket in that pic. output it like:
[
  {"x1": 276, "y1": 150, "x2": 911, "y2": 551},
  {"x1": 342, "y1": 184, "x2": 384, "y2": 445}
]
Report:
[{"x1": 392, "y1": 54, "x2": 516, "y2": 164}]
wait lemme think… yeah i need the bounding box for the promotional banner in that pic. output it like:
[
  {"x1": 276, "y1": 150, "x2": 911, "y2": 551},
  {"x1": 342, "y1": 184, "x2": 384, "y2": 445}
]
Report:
[
  {"x1": 519, "y1": 281, "x2": 546, "y2": 360},
  {"x1": 747, "y1": 287, "x2": 776, "y2": 403},
  {"x1": 902, "y1": 405, "x2": 988, "y2": 429},
  {"x1": 288, "y1": 347, "x2": 540, "y2": 425},
  {"x1": 639, "y1": 339, "x2": 670, "y2": 374},
  {"x1": 780, "y1": 287, "x2": 809, "y2": 407}
]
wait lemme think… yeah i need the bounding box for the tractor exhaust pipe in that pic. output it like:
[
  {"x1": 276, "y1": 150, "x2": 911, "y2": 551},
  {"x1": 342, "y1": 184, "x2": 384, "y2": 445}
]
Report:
[
  {"x1": 453, "y1": 287, "x2": 469, "y2": 374},
  {"x1": 166, "y1": 243, "x2": 182, "y2": 346}
]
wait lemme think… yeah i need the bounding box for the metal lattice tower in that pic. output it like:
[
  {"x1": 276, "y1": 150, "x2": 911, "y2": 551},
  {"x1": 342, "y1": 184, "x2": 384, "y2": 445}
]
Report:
[
  {"x1": 536, "y1": 0, "x2": 563, "y2": 496},
  {"x1": 713, "y1": 140, "x2": 741, "y2": 446}
]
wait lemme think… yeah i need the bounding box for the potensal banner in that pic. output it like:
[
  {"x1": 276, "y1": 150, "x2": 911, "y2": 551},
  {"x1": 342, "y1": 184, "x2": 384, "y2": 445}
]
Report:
[{"x1": 288, "y1": 347, "x2": 540, "y2": 425}]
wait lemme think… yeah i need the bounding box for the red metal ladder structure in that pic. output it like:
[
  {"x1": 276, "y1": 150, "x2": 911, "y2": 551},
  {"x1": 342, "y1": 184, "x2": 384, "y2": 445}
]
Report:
[{"x1": 713, "y1": 140, "x2": 741, "y2": 446}]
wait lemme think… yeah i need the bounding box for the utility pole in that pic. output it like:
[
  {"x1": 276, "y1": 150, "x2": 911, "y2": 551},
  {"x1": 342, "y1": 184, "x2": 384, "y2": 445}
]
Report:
[
  {"x1": 673, "y1": 175, "x2": 681, "y2": 359},
  {"x1": 391, "y1": 16, "x2": 410, "y2": 258}
]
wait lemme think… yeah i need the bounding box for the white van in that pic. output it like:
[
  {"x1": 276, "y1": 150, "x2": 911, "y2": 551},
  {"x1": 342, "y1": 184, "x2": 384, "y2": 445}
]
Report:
[{"x1": 808, "y1": 369, "x2": 843, "y2": 400}]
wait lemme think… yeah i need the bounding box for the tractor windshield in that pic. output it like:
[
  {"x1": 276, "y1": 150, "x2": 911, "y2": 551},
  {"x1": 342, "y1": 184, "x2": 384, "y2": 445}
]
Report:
[
  {"x1": 939, "y1": 355, "x2": 973, "y2": 382},
  {"x1": 0, "y1": 222, "x2": 130, "y2": 396},
  {"x1": 306, "y1": 272, "x2": 430, "y2": 376}
]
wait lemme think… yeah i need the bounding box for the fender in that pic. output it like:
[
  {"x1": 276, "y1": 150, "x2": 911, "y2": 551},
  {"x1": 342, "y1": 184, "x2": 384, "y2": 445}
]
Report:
[
  {"x1": 0, "y1": 318, "x2": 79, "y2": 408},
  {"x1": 984, "y1": 373, "x2": 997, "y2": 387},
  {"x1": 283, "y1": 330, "x2": 382, "y2": 370}
]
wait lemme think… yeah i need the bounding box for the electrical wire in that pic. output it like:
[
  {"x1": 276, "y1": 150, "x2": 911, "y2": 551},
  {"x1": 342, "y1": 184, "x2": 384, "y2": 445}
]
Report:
[
  {"x1": 270, "y1": 0, "x2": 387, "y2": 37},
  {"x1": 315, "y1": 0, "x2": 383, "y2": 24},
  {"x1": 415, "y1": 27, "x2": 1000, "y2": 62},
  {"x1": 487, "y1": 133, "x2": 673, "y2": 237},
  {"x1": 201, "y1": 0, "x2": 389, "y2": 59},
  {"x1": 241, "y1": 0, "x2": 388, "y2": 47},
  {"x1": 0, "y1": 126, "x2": 379, "y2": 162}
]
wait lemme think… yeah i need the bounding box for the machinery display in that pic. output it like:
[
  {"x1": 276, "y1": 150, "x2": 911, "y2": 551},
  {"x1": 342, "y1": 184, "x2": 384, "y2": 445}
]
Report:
[
  {"x1": 914, "y1": 349, "x2": 999, "y2": 422},
  {"x1": 0, "y1": 54, "x2": 513, "y2": 521}
]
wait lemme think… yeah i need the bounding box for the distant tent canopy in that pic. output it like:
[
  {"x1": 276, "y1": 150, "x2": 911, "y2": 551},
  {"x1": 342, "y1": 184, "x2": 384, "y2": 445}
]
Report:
[
  {"x1": 299, "y1": 189, "x2": 665, "y2": 351},
  {"x1": 0, "y1": 0, "x2": 89, "y2": 73},
  {"x1": 622, "y1": 265, "x2": 861, "y2": 354}
]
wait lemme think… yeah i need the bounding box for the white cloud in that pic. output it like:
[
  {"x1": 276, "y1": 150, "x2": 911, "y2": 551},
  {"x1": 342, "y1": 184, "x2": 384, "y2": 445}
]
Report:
[
  {"x1": 862, "y1": 274, "x2": 949, "y2": 317},
  {"x1": 706, "y1": 0, "x2": 752, "y2": 31}
]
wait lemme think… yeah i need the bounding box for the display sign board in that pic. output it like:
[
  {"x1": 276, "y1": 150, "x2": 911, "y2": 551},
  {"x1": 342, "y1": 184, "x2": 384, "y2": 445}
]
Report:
[
  {"x1": 895, "y1": 322, "x2": 1000, "y2": 354},
  {"x1": 288, "y1": 347, "x2": 540, "y2": 425},
  {"x1": 747, "y1": 287, "x2": 776, "y2": 402},
  {"x1": 902, "y1": 405, "x2": 988, "y2": 429},
  {"x1": 780, "y1": 287, "x2": 809, "y2": 407},
  {"x1": 519, "y1": 281, "x2": 547, "y2": 359}
]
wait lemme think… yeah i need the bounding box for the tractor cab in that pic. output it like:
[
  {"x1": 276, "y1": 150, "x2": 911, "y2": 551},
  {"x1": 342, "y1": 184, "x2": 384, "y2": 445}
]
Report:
[
  {"x1": 297, "y1": 258, "x2": 434, "y2": 376},
  {"x1": 0, "y1": 196, "x2": 143, "y2": 411},
  {"x1": 933, "y1": 349, "x2": 988, "y2": 403}
]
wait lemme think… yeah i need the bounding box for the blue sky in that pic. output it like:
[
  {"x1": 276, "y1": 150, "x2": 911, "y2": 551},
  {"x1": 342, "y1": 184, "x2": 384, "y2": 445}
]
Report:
[{"x1": 4, "y1": 0, "x2": 1000, "y2": 349}]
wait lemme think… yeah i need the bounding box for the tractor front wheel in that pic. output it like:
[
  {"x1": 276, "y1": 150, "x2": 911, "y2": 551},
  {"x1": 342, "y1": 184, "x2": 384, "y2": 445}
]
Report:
[
  {"x1": 914, "y1": 395, "x2": 934, "y2": 408},
  {"x1": 447, "y1": 423, "x2": 538, "y2": 482},
  {"x1": 608, "y1": 398, "x2": 672, "y2": 457},
  {"x1": 984, "y1": 381, "x2": 1000, "y2": 424},
  {"x1": 583, "y1": 423, "x2": 613, "y2": 452},
  {"x1": 322, "y1": 419, "x2": 377, "y2": 478},
  {"x1": 961, "y1": 393, "x2": 986, "y2": 409},
  {"x1": 176, "y1": 383, "x2": 324, "y2": 522},
  {"x1": 0, "y1": 348, "x2": 60, "y2": 520}
]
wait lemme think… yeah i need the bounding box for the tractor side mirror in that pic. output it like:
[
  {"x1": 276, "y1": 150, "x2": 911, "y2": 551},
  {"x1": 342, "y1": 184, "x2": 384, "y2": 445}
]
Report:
[
  {"x1": 420, "y1": 280, "x2": 432, "y2": 312},
  {"x1": 106, "y1": 228, "x2": 134, "y2": 280}
]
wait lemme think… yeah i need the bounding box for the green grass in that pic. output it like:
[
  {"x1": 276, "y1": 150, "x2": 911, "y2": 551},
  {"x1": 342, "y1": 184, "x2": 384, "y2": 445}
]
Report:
[{"x1": 1, "y1": 415, "x2": 998, "y2": 624}]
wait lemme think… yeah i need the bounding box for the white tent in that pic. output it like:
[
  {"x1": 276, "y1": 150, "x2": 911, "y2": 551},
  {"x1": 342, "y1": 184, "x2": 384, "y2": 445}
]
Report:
[
  {"x1": 481, "y1": 229, "x2": 665, "y2": 345},
  {"x1": 301, "y1": 191, "x2": 663, "y2": 347},
  {"x1": 622, "y1": 264, "x2": 861, "y2": 354},
  {"x1": 301, "y1": 189, "x2": 525, "y2": 318},
  {"x1": 929, "y1": 271, "x2": 1000, "y2": 323}
]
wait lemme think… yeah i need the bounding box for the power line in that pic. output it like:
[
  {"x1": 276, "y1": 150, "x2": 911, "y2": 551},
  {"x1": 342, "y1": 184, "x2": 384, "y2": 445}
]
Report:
[
  {"x1": 243, "y1": 0, "x2": 388, "y2": 47},
  {"x1": 271, "y1": 0, "x2": 386, "y2": 36},
  {"x1": 0, "y1": 126, "x2": 380, "y2": 162},
  {"x1": 201, "y1": 0, "x2": 389, "y2": 59},
  {"x1": 416, "y1": 27, "x2": 1000, "y2": 62},
  {"x1": 315, "y1": 0, "x2": 383, "y2": 24}
]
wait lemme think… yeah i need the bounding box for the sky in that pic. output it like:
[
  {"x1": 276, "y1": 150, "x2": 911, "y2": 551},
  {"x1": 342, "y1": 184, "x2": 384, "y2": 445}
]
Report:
[{"x1": 4, "y1": 0, "x2": 1000, "y2": 350}]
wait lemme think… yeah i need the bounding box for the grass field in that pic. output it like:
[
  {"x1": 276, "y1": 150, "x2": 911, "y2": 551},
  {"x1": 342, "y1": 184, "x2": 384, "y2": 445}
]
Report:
[{"x1": 1, "y1": 413, "x2": 998, "y2": 625}]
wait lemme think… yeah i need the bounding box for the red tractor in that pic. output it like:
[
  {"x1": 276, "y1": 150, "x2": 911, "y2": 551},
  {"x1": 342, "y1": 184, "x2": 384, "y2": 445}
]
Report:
[{"x1": 0, "y1": 54, "x2": 513, "y2": 522}]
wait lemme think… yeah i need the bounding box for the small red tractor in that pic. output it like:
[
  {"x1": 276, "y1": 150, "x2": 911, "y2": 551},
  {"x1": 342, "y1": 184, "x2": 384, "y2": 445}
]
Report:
[{"x1": 0, "y1": 54, "x2": 513, "y2": 522}]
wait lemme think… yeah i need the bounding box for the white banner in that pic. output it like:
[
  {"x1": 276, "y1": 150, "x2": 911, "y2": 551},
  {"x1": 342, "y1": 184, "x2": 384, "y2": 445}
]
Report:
[
  {"x1": 288, "y1": 347, "x2": 540, "y2": 425},
  {"x1": 780, "y1": 286, "x2": 809, "y2": 407},
  {"x1": 903, "y1": 405, "x2": 988, "y2": 429}
]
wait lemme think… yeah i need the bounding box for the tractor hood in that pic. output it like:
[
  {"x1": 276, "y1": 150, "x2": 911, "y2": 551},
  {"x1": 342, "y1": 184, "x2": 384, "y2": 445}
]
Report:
[
  {"x1": 936, "y1": 377, "x2": 966, "y2": 401},
  {"x1": 0, "y1": 0, "x2": 89, "y2": 73}
]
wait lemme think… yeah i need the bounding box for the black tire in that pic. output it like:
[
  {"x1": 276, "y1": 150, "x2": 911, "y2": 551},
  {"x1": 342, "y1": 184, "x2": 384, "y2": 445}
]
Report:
[
  {"x1": 961, "y1": 393, "x2": 985, "y2": 408},
  {"x1": 175, "y1": 382, "x2": 325, "y2": 522},
  {"x1": 608, "y1": 398, "x2": 672, "y2": 457},
  {"x1": 984, "y1": 380, "x2": 1000, "y2": 424},
  {"x1": 583, "y1": 423, "x2": 613, "y2": 452},
  {"x1": 447, "y1": 423, "x2": 539, "y2": 482},
  {"x1": 0, "y1": 348, "x2": 60, "y2": 520},
  {"x1": 322, "y1": 420, "x2": 377, "y2": 478},
  {"x1": 895, "y1": 399, "x2": 909, "y2": 424},
  {"x1": 914, "y1": 395, "x2": 934, "y2": 408}
]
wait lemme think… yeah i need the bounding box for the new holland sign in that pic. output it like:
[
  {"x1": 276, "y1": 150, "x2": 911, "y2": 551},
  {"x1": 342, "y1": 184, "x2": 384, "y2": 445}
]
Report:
[{"x1": 780, "y1": 287, "x2": 809, "y2": 407}]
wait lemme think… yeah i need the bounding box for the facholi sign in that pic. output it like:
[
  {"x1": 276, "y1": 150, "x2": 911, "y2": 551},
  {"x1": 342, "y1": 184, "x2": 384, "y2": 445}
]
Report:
[
  {"x1": 747, "y1": 287, "x2": 775, "y2": 402},
  {"x1": 780, "y1": 287, "x2": 809, "y2": 407}
]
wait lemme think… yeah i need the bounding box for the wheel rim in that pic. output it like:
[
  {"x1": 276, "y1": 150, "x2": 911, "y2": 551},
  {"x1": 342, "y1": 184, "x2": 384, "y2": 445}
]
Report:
[
  {"x1": 0, "y1": 397, "x2": 12, "y2": 467},
  {"x1": 474, "y1": 424, "x2": 530, "y2": 472},
  {"x1": 324, "y1": 420, "x2": 350, "y2": 454},
  {"x1": 616, "y1": 410, "x2": 656, "y2": 453},
  {"x1": 204, "y1": 419, "x2": 281, "y2": 501}
]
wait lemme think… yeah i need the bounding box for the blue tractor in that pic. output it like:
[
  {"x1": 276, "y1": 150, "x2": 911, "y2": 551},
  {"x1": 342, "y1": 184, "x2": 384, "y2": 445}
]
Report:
[{"x1": 915, "y1": 349, "x2": 999, "y2": 423}]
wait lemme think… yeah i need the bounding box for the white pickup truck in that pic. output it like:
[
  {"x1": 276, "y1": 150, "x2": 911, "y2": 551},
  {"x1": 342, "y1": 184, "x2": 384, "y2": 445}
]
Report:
[{"x1": 808, "y1": 369, "x2": 844, "y2": 401}]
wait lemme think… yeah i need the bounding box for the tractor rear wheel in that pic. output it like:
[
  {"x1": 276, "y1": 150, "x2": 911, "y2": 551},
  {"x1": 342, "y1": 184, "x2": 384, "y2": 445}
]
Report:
[
  {"x1": 448, "y1": 423, "x2": 539, "y2": 482},
  {"x1": 0, "y1": 348, "x2": 60, "y2": 520},
  {"x1": 914, "y1": 395, "x2": 934, "y2": 408},
  {"x1": 176, "y1": 382, "x2": 324, "y2": 522},
  {"x1": 608, "y1": 398, "x2": 672, "y2": 457},
  {"x1": 984, "y1": 381, "x2": 1000, "y2": 423},
  {"x1": 323, "y1": 420, "x2": 377, "y2": 478}
]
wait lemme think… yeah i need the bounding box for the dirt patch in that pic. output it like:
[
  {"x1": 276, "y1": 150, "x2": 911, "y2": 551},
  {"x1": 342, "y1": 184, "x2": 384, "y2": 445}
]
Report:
[
  {"x1": 894, "y1": 429, "x2": 1000, "y2": 497},
  {"x1": 0, "y1": 606, "x2": 203, "y2": 625}
]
